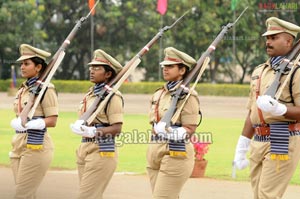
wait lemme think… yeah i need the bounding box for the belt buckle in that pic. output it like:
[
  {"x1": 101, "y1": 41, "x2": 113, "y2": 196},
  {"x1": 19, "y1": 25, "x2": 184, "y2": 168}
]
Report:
[
  {"x1": 289, "y1": 123, "x2": 300, "y2": 132},
  {"x1": 255, "y1": 127, "x2": 263, "y2": 136},
  {"x1": 255, "y1": 125, "x2": 269, "y2": 136}
]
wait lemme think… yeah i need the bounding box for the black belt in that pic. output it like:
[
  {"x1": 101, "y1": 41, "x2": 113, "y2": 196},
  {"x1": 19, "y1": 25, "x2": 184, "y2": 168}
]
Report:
[
  {"x1": 91, "y1": 123, "x2": 108, "y2": 128},
  {"x1": 81, "y1": 136, "x2": 115, "y2": 143},
  {"x1": 150, "y1": 134, "x2": 186, "y2": 143},
  {"x1": 16, "y1": 130, "x2": 27, "y2": 133},
  {"x1": 81, "y1": 137, "x2": 96, "y2": 142},
  {"x1": 151, "y1": 135, "x2": 168, "y2": 141}
]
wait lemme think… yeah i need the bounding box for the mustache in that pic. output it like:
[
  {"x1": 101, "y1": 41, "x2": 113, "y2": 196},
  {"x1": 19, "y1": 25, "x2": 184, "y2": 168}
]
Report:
[{"x1": 266, "y1": 45, "x2": 273, "y2": 49}]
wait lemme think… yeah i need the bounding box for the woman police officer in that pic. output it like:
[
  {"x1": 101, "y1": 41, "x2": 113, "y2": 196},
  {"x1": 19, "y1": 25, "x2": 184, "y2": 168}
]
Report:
[
  {"x1": 10, "y1": 44, "x2": 58, "y2": 198},
  {"x1": 147, "y1": 47, "x2": 201, "y2": 198},
  {"x1": 70, "y1": 49, "x2": 123, "y2": 199}
]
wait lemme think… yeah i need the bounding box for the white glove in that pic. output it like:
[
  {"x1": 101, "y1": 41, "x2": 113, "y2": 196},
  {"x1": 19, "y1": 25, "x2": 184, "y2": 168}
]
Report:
[
  {"x1": 70, "y1": 123, "x2": 82, "y2": 135},
  {"x1": 233, "y1": 135, "x2": 251, "y2": 170},
  {"x1": 25, "y1": 118, "x2": 46, "y2": 130},
  {"x1": 10, "y1": 117, "x2": 27, "y2": 131},
  {"x1": 70, "y1": 119, "x2": 96, "y2": 138},
  {"x1": 154, "y1": 122, "x2": 167, "y2": 134},
  {"x1": 166, "y1": 127, "x2": 187, "y2": 141},
  {"x1": 79, "y1": 125, "x2": 96, "y2": 138},
  {"x1": 154, "y1": 122, "x2": 187, "y2": 141},
  {"x1": 256, "y1": 95, "x2": 287, "y2": 116},
  {"x1": 70, "y1": 120, "x2": 86, "y2": 135},
  {"x1": 74, "y1": 119, "x2": 85, "y2": 126}
]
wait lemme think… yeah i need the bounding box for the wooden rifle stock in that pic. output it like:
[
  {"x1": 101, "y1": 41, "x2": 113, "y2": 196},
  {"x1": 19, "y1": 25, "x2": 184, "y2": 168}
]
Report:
[
  {"x1": 160, "y1": 7, "x2": 248, "y2": 127},
  {"x1": 80, "y1": 10, "x2": 190, "y2": 124},
  {"x1": 19, "y1": 1, "x2": 100, "y2": 126},
  {"x1": 264, "y1": 39, "x2": 300, "y2": 98}
]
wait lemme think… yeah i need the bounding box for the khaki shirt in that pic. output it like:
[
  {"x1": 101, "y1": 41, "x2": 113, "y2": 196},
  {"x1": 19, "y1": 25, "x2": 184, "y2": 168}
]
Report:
[
  {"x1": 149, "y1": 83, "x2": 201, "y2": 126},
  {"x1": 247, "y1": 59, "x2": 300, "y2": 124},
  {"x1": 13, "y1": 82, "x2": 58, "y2": 117},
  {"x1": 78, "y1": 88, "x2": 123, "y2": 125}
]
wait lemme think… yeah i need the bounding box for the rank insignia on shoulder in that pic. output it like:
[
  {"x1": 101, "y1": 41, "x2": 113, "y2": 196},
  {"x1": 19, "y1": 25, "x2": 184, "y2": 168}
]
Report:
[{"x1": 151, "y1": 100, "x2": 157, "y2": 105}]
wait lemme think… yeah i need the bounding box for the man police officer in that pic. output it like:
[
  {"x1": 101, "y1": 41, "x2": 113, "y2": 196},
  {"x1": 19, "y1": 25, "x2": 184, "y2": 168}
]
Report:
[{"x1": 233, "y1": 17, "x2": 300, "y2": 199}]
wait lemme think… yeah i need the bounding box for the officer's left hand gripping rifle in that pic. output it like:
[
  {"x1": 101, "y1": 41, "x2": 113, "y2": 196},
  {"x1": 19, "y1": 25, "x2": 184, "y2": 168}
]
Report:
[
  {"x1": 159, "y1": 7, "x2": 248, "y2": 129},
  {"x1": 80, "y1": 10, "x2": 190, "y2": 125},
  {"x1": 19, "y1": 1, "x2": 100, "y2": 126}
]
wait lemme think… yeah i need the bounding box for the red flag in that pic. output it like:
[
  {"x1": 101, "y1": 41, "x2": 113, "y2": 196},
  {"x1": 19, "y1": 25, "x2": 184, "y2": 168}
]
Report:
[
  {"x1": 88, "y1": 0, "x2": 95, "y2": 16},
  {"x1": 157, "y1": 0, "x2": 168, "y2": 15}
]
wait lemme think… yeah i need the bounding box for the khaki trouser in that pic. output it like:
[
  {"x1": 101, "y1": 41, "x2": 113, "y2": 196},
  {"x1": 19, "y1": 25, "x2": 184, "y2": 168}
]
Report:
[
  {"x1": 9, "y1": 133, "x2": 53, "y2": 199},
  {"x1": 146, "y1": 141, "x2": 194, "y2": 199},
  {"x1": 76, "y1": 142, "x2": 118, "y2": 199},
  {"x1": 250, "y1": 135, "x2": 300, "y2": 199}
]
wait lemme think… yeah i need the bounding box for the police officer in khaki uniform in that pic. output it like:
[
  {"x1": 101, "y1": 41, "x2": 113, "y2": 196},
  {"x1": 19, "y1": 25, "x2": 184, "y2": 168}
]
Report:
[
  {"x1": 70, "y1": 49, "x2": 123, "y2": 199},
  {"x1": 10, "y1": 44, "x2": 58, "y2": 199},
  {"x1": 147, "y1": 47, "x2": 201, "y2": 198},
  {"x1": 233, "y1": 17, "x2": 300, "y2": 199}
]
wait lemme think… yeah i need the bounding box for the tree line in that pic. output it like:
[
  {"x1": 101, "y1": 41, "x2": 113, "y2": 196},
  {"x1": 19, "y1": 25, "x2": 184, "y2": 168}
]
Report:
[{"x1": 0, "y1": 0, "x2": 299, "y2": 83}]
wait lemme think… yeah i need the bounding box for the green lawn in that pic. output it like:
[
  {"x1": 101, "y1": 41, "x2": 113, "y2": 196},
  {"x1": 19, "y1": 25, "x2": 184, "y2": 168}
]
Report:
[{"x1": 1, "y1": 109, "x2": 299, "y2": 185}]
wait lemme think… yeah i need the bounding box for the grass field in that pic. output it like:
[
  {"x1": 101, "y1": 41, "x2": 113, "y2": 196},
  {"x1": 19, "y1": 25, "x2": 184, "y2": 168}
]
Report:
[{"x1": 1, "y1": 109, "x2": 299, "y2": 185}]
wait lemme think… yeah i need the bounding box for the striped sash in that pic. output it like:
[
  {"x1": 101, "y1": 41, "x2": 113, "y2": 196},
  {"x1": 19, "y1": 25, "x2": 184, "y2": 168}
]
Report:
[
  {"x1": 95, "y1": 124, "x2": 115, "y2": 157},
  {"x1": 168, "y1": 139, "x2": 187, "y2": 157},
  {"x1": 97, "y1": 137, "x2": 115, "y2": 157},
  {"x1": 27, "y1": 129, "x2": 46, "y2": 149},
  {"x1": 26, "y1": 117, "x2": 46, "y2": 150},
  {"x1": 270, "y1": 122, "x2": 289, "y2": 160},
  {"x1": 168, "y1": 126, "x2": 187, "y2": 157},
  {"x1": 80, "y1": 131, "x2": 116, "y2": 157}
]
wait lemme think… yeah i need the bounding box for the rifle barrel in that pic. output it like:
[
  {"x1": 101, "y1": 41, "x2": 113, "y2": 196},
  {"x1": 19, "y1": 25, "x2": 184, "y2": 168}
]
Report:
[
  {"x1": 19, "y1": 3, "x2": 97, "y2": 125},
  {"x1": 160, "y1": 9, "x2": 247, "y2": 127},
  {"x1": 80, "y1": 11, "x2": 190, "y2": 123}
]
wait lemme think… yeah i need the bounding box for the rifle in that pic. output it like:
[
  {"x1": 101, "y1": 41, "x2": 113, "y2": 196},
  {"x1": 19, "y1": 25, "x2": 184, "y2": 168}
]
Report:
[
  {"x1": 19, "y1": 0, "x2": 100, "y2": 126},
  {"x1": 264, "y1": 39, "x2": 300, "y2": 98},
  {"x1": 160, "y1": 7, "x2": 248, "y2": 128},
  {"x1": 80, "y1": 10, "x2": 190, "y2": 125}
]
